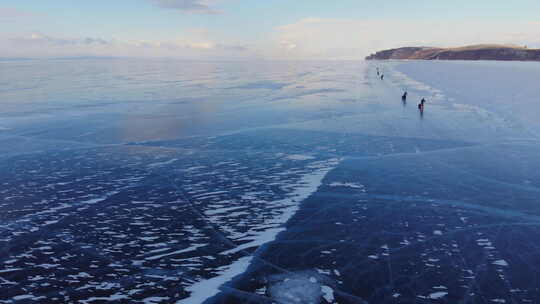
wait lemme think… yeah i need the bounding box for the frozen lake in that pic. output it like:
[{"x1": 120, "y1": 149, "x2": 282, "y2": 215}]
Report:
[{"x1": 1, "y1": 58, "x2": 540, "y2": 303}]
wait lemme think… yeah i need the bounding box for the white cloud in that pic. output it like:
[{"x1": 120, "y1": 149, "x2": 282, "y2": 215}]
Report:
[
  {"x1": 186, "y1": 41, "x2": 215, "y2": 49},
  {"x1": 11, "y1": 33, "x2": 112, "y2": 47},
  {"x1": 217, "y1": 43, "x2": 248, "y2": 52},
  {"x1": 149, "y1": 0, "x2": 220, "y2": 14},
  {"x1": 1, "y1": 32, "x2": 251, "y2": 58}
]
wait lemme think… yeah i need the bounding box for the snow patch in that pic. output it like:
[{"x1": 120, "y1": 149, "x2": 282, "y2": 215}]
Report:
[
  {"x1": 321, "y1": 285, "x2": 335, "y2": 302},
  {"x1": 145, "y1": 244, "x2": 206, "y2": 261},
  {"x1": 148, "y1": 158, "x2": 178, "y2": 168},
  {"x1": 328, "y1": 182, "x2": 365, "y2": 190},
  {"x1": 428, "y1": 291, "x2": 448, "y2": 299},
  {"x1": 492, "y1": 259, "x2": 509, "y2": 267},
  {"x1": 176, "y1": 256, "x2": 252, "y2": 304},
  {"x1": 285, "y1": 154, "x2": 315, "y2": 161}
]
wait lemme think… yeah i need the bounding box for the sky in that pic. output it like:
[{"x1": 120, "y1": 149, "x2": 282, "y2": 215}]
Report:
[{"x1": 1, "y1": 0, "x2": 540, "y2": 60}]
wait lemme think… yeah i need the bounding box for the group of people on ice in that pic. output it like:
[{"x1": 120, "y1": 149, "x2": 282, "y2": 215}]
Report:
[
  {"x1": 402, "y1": 90, "x2": 426, "y2": 112},
  {"x1": 378, "y1": 67, "x2": 427, "y2": 113}
]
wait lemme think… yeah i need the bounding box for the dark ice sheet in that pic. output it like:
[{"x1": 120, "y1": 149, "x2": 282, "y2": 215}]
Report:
[{"x1": 1, "y1": 59, "x2": 540, "y2": 303}]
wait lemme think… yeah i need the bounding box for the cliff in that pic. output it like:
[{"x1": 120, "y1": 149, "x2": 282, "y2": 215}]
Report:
[{"x1": 365, "y1": 44, "x2": 540, "y2": 61}]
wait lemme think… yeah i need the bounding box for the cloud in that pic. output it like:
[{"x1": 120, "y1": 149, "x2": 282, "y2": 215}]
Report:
[
  {"x1": 270, "y1": 17, "x2": 540, "y2": 59},
  {"x1": 10, "y1": 33, "x2": 112, "y2": 47},
  {"x1": 118, "y1": 40, "x2": 248, "y2": 52},
  {"x1": 186, "y1": 41, "x2": 215, "y2": 49},
  {"x1": 2, "y1": 32, "x2": 252, "y2": 58},
  {"x1": 149, "y1": 0, "x2": 220, "y2": 14},
  {"x1": 216, "y1": 43, "x2": 249, "y2": 52}
]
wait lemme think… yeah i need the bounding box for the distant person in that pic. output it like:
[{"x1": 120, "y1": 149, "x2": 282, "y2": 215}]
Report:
[
  {"x1": 376, "y1": 67, "x2": 380, "y2": 76},
  {"x1": 402, "y1": 91, "x2": 408, "y2": 101},
  {"x1": 380, "y1": 74, "x2": 384, "y2": 80},
  {"x1": 418, "y1": 98, "x2": 426, "y2": 112}
]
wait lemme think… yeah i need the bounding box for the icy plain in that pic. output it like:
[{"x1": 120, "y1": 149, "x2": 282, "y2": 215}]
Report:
[{"x1": 1, "y1": 58, "x2": 540, "y2": 303}]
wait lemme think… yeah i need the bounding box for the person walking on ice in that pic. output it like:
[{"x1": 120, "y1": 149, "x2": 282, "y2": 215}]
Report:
[{"x1": 418, "y1": 97, "x2": 426, "y2": 111}]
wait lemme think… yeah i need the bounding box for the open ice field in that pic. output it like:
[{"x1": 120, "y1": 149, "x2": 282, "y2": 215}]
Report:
[{"x1": 1, "y1": 58, "x2": 540, "y2": 303}]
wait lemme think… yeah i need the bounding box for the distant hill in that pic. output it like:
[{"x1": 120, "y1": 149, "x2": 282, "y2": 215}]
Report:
[{"x1": 365, "y1": 44, "x2": 540, "y2": 61}]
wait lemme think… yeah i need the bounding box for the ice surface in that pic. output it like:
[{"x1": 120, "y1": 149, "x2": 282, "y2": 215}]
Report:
[
  {"x1": 284, "y1": 154, "x2": 316, "y2": 161},
  {"x1": 267, "y1": 273, "x2": 328, "y2": 304},
  {"x1": 396, "y1": 60, "x2": 540, "y2": 137},
  {"x1": 1, "y1": 58, "x2": 540, "y2": 303},
  {"x1": 221, "y1": 159, "x2": 338, "y2": 256}
]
